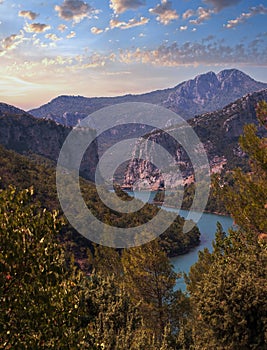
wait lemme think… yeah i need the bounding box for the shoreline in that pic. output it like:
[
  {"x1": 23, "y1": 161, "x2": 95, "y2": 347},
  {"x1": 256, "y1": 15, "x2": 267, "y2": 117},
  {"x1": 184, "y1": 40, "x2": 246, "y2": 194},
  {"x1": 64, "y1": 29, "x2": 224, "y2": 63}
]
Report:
[{"x1": 152, "y1": 201, "x2": 229, "y2": 217}]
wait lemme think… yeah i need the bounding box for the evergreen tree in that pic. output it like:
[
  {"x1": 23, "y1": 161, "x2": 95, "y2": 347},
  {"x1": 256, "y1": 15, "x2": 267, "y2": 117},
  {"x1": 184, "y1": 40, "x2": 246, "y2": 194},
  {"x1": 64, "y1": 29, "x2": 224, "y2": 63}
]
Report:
[
  {"x1": 186, "y1": 101, "x2": 267, "y2": 349},
  {"x1": 121, "y1": 239, "x2": 178, "y2": 343},
  {"x1": 0, "y1": 186, "x2": 96, "y2": 349}
]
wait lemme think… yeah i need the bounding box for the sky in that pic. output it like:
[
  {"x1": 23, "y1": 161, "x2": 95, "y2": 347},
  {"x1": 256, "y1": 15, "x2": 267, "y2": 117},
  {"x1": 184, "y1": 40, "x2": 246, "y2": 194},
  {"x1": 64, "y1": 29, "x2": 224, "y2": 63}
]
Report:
[{"x1": 0, "y1": 0, "x2": 267, "y2": 110}]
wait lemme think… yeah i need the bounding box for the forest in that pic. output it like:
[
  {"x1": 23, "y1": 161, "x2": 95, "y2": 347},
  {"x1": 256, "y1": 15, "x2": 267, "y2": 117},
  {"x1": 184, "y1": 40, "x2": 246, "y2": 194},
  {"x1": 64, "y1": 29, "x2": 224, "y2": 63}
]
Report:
[{"x1": 0, "y1": 101, "x2": 267, "y2": 349}]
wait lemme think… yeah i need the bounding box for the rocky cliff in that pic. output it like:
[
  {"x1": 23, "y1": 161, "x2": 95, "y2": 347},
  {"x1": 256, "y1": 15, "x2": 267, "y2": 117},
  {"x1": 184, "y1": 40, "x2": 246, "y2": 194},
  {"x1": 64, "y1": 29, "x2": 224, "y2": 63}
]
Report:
[
  {"x1": 0, "y1": 108, "x2": 98, "y2": 182},
  {"x1": 29, "y1": 69, "x2": 267, "y2": 126},
  {"x1": 124, "y1": 89, "x2": 267, "y2": 189}
]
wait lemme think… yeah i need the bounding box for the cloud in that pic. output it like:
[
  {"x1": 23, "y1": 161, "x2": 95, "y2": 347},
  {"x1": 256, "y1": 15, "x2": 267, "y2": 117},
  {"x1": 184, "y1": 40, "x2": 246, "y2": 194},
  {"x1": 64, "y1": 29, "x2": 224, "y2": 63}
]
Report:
[
  {"x1": 118, "y1": 39, "x2": 267, "y2": 67},
  {"x1": 58, "y1": 24, "x2": 68, "y2": 32},
  {"x1": 182, "y1": 9, "x2": 195, "y2": 20},
  {"x1": 91, "y1": 27, "x2": 104, "y2": 35},
  {"x1": 110, "y1": 16, "x2": 149, "y2": 30},
  {"x1": 24, "y1": 23, "x2": 51, "y2": 33},
  {"x1": 179, "y1": 26, "x2": 188, "y2": 31},
  {"x1": 102, "y1": 71, "x2": 131, "y2": 76},
  {"x1": 225, "y1": 5, "x2": 267, "y2": 29},
  {"x1": 45, "y1": 33, "x2": 62, "y2": 41},
  {"x1": 109, "y1": 0, "x2": 145, "y2": 14},
  {"x1": 1, "y1": 31, "x2": 24, "y2": 51},
  {"x1": 189, "y1": 7, "x2": 214, "y2": 25},
  {"x1": 66, "y1": 31, "x2": 76, "y2": 39},
  {"x1": 55, "y1": 0, "x2": 93, "y2": 23},
  {"x1": 203, "y1": 0, "x2": 242, "y2": 12},
  {"x1": 149, "y1": 0, "x2": 179, "y2": 25},
  {"x1": 19, "y1": 10, "x2": 39, "y2": 20}
]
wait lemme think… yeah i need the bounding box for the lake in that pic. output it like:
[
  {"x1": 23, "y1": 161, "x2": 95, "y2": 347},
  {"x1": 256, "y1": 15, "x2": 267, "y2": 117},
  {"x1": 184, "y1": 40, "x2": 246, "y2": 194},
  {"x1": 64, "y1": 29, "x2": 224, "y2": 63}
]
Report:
[
  {"x1": 125, "y1": 190, "x2": 234, "y2": 292},
  {"x1": 170, "y1": 209, "x2": 233, "y2": 291}
]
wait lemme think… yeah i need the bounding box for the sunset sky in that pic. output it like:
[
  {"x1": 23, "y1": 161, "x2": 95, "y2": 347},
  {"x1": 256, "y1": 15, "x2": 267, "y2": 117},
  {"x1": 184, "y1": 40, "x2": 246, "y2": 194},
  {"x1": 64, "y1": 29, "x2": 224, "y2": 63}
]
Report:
[{"x1": 0, "y1": 0, "x2": 267, "y2": 110}]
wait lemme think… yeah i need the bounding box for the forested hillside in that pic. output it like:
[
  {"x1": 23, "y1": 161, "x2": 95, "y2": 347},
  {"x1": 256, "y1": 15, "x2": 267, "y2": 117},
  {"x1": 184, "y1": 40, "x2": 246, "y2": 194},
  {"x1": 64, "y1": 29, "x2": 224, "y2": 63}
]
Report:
[{"x1": 1, "y1": 102, "x2": 266, "y2": 349}]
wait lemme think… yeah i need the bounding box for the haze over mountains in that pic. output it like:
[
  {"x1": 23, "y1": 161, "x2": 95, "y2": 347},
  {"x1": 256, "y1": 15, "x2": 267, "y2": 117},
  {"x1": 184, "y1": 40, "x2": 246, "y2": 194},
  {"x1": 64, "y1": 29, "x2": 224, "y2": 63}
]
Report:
[
  {"x1": 29, "y1": 69, "x2": 267, "y2": 126},
  {"x1": 0, "y1": 68, "x2": 267, "y2": 190}
]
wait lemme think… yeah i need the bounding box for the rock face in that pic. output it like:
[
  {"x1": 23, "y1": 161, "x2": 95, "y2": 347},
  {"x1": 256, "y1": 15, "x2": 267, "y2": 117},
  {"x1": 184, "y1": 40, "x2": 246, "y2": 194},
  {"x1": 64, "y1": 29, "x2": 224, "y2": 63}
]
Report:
[
  {"x1": 124, "y1": 89, "x2": 267, "y2": 189},
  {"x1": 164, "y1": 69, "x2": 267, "y2": 118},
  {"x1": 0, "y1": 108, "x2": 98, "y2": 182},
  {"x1": 29, "y1": 69, "x2": 267, "y2": 126}
]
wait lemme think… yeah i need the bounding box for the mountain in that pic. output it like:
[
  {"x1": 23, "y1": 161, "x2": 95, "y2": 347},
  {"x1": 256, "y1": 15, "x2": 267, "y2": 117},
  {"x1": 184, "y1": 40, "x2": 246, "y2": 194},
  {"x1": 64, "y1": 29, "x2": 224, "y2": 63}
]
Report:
[
  {"x1": 29, "y1": 69, "x2": 267, "y2": 126},
  {"x1": 0, "y1": 106, "x2": 98, "y2": 181},
  {"x1": 0, "y1": 102, "x2": 27, "y2": 116},
  {"x1": 163, "y1": 69, "x2": 267, "y2": 117},
  {"x1": 124, "y1": 89, "x2": 267, "y2": 190}
]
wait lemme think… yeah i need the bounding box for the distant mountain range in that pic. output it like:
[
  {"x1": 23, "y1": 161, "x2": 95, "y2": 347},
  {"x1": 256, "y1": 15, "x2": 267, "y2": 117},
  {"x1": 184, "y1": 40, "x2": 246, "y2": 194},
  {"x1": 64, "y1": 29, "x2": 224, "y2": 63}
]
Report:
[
  {"x1": 1, "y1": 68, "x2": 267, "y2": 190},
  {"x1": 29, "y1": 69, "x2": 267, "y2": 126}
]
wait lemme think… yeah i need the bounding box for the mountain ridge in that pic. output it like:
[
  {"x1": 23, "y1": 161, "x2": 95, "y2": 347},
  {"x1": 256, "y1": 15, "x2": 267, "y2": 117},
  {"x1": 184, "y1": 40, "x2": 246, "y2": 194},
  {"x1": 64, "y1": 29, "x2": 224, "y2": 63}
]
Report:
[
  {"x1": 124, "y1": 88, "x2": 267, "y2": 190},
  {"x1": 0, "y1": 110, "x2": 98, "y2": 181},
  {"x1": 29, "y1": 69, "x2": 267, "y2": 126}
]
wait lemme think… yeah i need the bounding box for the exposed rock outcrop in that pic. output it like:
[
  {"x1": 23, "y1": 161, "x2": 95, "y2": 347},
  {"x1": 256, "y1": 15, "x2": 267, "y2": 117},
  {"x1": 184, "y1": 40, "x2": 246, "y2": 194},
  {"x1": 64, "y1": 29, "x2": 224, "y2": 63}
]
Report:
[
  {"x1": 29, "y1": 69, "x2": 267, "y2": 126},
  {"x1": 124, "y1": 89, "x2": 267, "y2": 189}
]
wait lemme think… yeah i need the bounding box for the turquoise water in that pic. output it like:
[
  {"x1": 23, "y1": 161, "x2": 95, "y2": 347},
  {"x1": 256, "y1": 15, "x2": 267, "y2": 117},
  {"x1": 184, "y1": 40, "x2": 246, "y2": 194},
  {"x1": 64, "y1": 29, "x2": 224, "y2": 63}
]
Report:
[
  {"x1": 170, "y1": 210, "x2": 233, "y2": 291},
  {"x1": 125, "y1": 190, "x2": 234, "y2": 291}
]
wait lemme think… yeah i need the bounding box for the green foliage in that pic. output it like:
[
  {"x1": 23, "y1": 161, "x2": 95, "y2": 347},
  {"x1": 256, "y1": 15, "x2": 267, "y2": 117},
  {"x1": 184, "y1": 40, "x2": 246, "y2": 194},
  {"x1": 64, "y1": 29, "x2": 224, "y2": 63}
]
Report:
[
  {"x1": 153, "y1": 175, "x2": 228, "y2": 215},
  {"x1": 0, "y1": 145, "x2": 201, "y2": 259},
  {"x1": 121, "y1": 240, "x2": 177, "y2": 341},
  {"x1": 188, "y1": 227, "x2": 267, "y2": 349},
  {"x1": 81, "y1": 274, "x2": 154, "y2": 350},
  {"x1": 222, "y1": 102, "x2": 267, "y2": 234},
  {"x1": 186, "y1": 101, "x2": 267, "y2": 349},
  {"x1": 0, "y1": 186, "x2": 186, "y2": 349},
  {"x1": 0, "y1": 186, "x2": 96, "y2": 349}
]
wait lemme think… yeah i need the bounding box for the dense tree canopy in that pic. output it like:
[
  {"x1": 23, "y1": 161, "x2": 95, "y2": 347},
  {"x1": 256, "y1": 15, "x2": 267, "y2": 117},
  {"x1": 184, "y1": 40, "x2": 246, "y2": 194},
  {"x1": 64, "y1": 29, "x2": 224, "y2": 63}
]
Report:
[
  {"x1": 1, "y1": 102, "x2": 267, "y2": 349},
  {"x1": 187, "y1": 101, "x2": 267, "y2": 349}
]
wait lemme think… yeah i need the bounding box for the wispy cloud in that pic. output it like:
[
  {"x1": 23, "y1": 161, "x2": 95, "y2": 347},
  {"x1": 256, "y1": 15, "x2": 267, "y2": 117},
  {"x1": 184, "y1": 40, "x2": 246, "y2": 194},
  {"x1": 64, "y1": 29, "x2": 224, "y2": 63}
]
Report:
[
  {"x1": 110, "y1": 16, "x2": 149, "y2": 30},
  {"x1": 109, "y1": 0, "x2": 145, "y2": 14},
  {"x1": 55, "y1": 0, "x2": 93, "y2": 23},
  {"x1": 24, "y1": 23, "x2": 51, "y2": 33},
  {"x1": 66, "y1": 31, "x2": 76, "y2": 39},
  {"x1": 18, "y1": 10, "x2": 39, "y2": 20},
  {"x1": 1, "y1": 31, "x2": 24, "y2": 51},
  {"x1": 203, "y1": 0, "x2": 242, "y2": 12},
  {"x1": 57, "y1": 24, "x2": 67, "y2": 32},
  {"x1": 118, "y1": 39, "x2": 267, "y2": 67},
  {"x1": 189, "y1": 7, "x2": 214, "y2": 25},
  {"x1": 182, "y1": 9, "x2": 195, "y2": 20},
  {"x1": 45, "y1": 33, "x2": 62, "y2": 41},
  {"x1": 225, "y1": 5, "x2": 267, "y2": 29},
  {"x1": 91, "y1": 27, "x2": 104, "y2": 35},
  {"x1": 149, "y1": 0, "x2": 179, "y2": 25}
]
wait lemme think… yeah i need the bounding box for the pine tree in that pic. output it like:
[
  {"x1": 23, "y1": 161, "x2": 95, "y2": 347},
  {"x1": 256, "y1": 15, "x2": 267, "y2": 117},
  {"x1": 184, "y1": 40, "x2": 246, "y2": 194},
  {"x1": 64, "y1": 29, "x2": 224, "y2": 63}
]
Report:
[
  {"x1": 186, "y1": 101, "x2": 267, "y2": 349},
  {"x1": 121, "y1": 239, "x2": 178, "y2": 343},
  {"x1": 0, "y1": 186, "x2": 96, "y2": 349}
]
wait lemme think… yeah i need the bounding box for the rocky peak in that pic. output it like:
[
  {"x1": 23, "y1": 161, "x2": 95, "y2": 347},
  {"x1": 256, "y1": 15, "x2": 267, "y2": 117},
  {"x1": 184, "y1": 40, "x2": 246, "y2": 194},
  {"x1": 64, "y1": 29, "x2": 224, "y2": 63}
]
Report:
[
  {"x1": 163, "y1": 69, "x2": 267, "y2": 118},
  {"x1": 29, "y1": 69, "x2": 267, "y2": 126},
  {"x1": 217, "y1": 68, "x2": 252, "y2": 82},
  {"x1": 124, "y1": 89, "x2": 267, "y2": 189}
]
